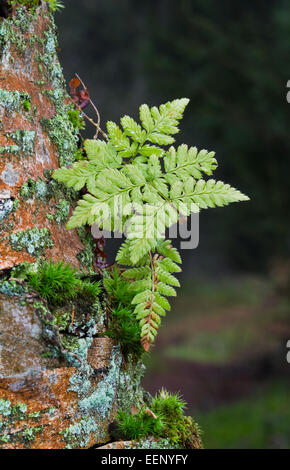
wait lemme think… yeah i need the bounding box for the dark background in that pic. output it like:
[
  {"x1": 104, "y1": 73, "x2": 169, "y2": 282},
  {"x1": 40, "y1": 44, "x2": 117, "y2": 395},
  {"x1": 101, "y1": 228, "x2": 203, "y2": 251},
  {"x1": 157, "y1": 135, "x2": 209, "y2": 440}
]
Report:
[{"x1": 56, "y1": 0, "x2": 290, "y2": 448}]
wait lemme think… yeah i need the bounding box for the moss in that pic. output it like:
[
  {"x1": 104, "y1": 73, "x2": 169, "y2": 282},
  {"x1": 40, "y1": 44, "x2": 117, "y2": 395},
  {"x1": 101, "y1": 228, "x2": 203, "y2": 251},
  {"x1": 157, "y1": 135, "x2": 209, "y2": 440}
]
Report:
[
  {"x1": 114, "y1": 389, "x2": 203, "y2": 449},
  {"x1": 9, "y1": 227, "x2": 53, "y2": 256}
]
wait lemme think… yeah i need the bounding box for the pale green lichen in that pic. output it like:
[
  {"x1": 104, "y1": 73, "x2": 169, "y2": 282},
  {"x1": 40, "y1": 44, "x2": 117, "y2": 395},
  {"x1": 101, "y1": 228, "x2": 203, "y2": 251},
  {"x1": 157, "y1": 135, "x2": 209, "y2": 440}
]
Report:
[
  {"x1": 0, "y1": 90, "x2": 31, "y2": 115},
  {"x1": 133, "y1": 438, "x2": 180, "y2": 450},
  {"x1": 41, "y1": 109, "x2": 79, "y2": 167},
  {"x1": 54, "y1": 199, "x2": 70, "y2": 225},
  {"x1": 76, "y1": 227, "x2": 95, "y2": 269},
  {"x1": 0, "y1": 280, "x2": 28, "y2": 297},
  {"x1": 117, "y1": 358, "x2": 146, "y2": 414},
  {"x1": 7, "y1": 130, "x2": 35, "y2": 155},
  {"x1": 78, "y1": 346, "x2": 123, "y2": 418},
  {"x1": 21, "y1": 426, "x2": 43, "y2": 443},
  {"x1": 61, "y1": 417, "x2": 100, "y2": 449},
  {"x1": 0, "y1": 199, "x2": 14, "y2": 222},
  {"x1": 9, "y1": 227, "x2": 53, "y2": 256},
  {"x1": 0, "y1": 145, "x2": 20, "y2": 156},
  {"x1": 0, "y1": 400, "x2": 12, "y2": 417}
]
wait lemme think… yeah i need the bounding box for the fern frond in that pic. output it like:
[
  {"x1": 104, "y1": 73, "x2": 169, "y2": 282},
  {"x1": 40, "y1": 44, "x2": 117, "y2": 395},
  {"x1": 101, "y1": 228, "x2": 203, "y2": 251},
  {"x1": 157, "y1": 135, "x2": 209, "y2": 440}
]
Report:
[
  {"x1": 53, "y1": 140, "x2": 121, "y2": 192},
  {"x1": 139, "y1": 98, "x2": 189, "y2": 145},
  {"x1": 122, "y1": 249, "x2": 181, "y2": 351},
  {"x1": 107, "y1": 121, "x2": 138, "y2": 157},
  {"x1": 164, "y1": 145, "x2": 217, "y2": 181}
]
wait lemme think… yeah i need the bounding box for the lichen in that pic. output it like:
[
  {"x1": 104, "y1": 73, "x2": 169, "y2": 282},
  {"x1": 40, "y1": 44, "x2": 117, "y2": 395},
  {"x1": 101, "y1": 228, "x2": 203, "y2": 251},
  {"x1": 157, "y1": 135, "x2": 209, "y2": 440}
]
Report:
[
  {"x1": 0, "y1": 398, "x2": 57, "y2": 448},
  {"x1": 76, "y1": 227, "x2": 95, "y2": 269},
  {"x1": 7, "y1": 130, "x2": 35, "y2": 155},
  {"x1": 78, "y1": 346, "x2": 123, "y2": 418},
  {"x1": 0, "y1": 199, "x2": 14, "y2": 222},
  {"x1": 0, "y1": 90, "x2": 31, "y2": 115},
  {"x1": 41, "y1": 108, "x2": 79, "y2": 167},
  {"x1": 60, "y1": 417, "x2": 99, "y2": 449},
  {"x1": 133, "y1": 438, "x2": 180, "y2": 450},
  {"x1": 9, "y1": 227, "x2": 53, "y2": 256},
  {"x1": 0, "y1": 145, "x2": 20, "y2": 156},
  {"x1": 117, "y1": 358, "x2": 146, "y2": 414},
  {"x1": 0, "y1": 279, "x2": 28, "y2": 297}
]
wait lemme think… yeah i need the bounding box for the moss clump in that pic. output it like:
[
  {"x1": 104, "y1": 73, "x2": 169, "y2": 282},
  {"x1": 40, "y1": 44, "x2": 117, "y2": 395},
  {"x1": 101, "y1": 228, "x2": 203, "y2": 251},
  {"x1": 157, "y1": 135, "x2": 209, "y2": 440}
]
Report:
[
  {"x1": 67, "y1": 109, "x2": 85, "y2": 132},
  {"x1": 104, "y1": 268, "x2": 144, "y2": 360},
  {"x1": 27, "y1": 260, "x2": 101, "y2": 306},
  {"x1": 9, "y1": 227, "x2": 53, "y2": 256},
  {"x1": 106, "y1": 306, "x2": 143, "y2": 361},
  {"x1": 115, "y1": 408, "x2": 164, "y2": 441},
  {"x1": 113, "y1": 389, "x2": 203, "y2": 449}
]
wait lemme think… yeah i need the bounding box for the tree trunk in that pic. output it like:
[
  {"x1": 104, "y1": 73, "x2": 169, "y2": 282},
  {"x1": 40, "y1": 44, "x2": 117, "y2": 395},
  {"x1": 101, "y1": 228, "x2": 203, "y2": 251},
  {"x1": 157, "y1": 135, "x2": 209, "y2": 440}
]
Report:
[{"x1": 0, "y1": 4, "x2": 145, "y2": 449}]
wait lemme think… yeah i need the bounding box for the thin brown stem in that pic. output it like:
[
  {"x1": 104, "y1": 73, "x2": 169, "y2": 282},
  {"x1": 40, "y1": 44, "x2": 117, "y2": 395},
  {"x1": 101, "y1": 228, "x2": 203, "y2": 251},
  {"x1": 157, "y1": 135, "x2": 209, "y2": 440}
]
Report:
[
  {"x1": 68, "y1": 96, "x2": 108, "y2": 141},
  {"x1": 75, "y1": 73, "x2": 103, "y2": 140}
]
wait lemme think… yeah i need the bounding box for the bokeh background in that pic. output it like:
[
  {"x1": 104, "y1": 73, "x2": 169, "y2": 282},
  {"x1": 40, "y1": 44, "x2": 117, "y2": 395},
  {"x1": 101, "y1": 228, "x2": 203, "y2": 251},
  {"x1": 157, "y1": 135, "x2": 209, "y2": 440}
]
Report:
[{"x1": 56, "y1": 0, "x2": 290, "y2": 448}]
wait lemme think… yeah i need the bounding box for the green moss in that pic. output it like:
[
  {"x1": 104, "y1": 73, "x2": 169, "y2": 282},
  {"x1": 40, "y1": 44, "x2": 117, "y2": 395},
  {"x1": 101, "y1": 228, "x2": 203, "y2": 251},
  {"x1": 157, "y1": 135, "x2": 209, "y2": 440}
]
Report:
[
  {"x1": 27, "y1": 260, "x2": 101, "y2": 306},
  {"x1": 114, "y1": 389, "x2": 203, "y2": 449},
  {"x1": 115, "y1": 408, "x2": 164, "y2": 441},
  {"x1": 9, "y1": 1, "x2": 65, "y2": 14},
  {"x1": 67, "y1": 109, "x2": 85, "y2": 131},
  {"x1": 9, "y1": 227, "x2": 53, "y2": 256}
]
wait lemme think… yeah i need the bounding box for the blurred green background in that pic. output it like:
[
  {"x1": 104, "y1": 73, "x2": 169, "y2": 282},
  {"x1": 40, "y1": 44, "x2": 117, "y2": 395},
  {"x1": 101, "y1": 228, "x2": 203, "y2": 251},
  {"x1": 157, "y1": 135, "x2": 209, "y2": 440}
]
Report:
[{"x1": 56, "y1": 0, "x2": 290, "y2": 448}]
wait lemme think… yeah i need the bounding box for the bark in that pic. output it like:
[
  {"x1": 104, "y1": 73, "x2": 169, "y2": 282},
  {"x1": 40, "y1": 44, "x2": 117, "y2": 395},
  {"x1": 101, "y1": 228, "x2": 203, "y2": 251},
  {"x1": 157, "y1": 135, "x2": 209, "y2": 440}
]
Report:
[{"x1": 0, "y1": 4, "x2": 145, "y2": 449}]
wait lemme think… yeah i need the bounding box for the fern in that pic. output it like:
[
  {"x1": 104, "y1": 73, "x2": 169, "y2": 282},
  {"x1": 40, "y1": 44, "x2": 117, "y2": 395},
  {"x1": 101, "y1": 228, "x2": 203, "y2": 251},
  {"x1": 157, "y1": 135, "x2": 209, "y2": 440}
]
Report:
[{"x1": 53, "y1": 98, "x2": 249, "y2": 350}]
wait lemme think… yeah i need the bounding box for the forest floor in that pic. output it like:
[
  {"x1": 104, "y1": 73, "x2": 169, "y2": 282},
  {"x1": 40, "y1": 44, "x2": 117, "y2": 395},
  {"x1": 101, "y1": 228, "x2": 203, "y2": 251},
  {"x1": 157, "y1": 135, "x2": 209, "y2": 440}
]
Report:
[{"x1": 142, "y1": 275, "x2": 290, "y2": 448}]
